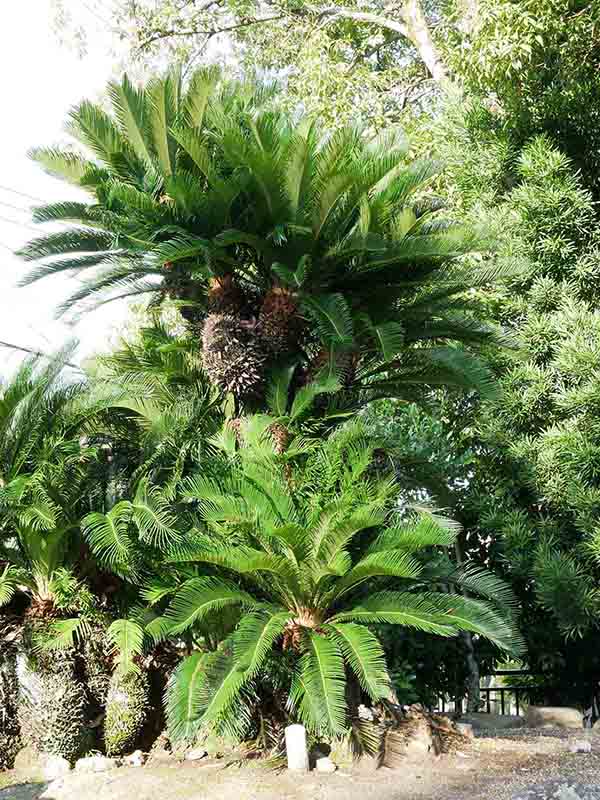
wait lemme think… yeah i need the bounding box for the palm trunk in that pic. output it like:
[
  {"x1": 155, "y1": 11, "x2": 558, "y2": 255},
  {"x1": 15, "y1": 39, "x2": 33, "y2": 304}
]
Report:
[{"x1": 0, "y1": 641, "x2": 20, "y2": 769}]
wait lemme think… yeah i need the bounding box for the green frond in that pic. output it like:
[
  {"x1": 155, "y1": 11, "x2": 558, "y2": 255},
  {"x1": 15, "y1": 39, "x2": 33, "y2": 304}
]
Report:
[
  {"x1": 194, "y1": 646, "x2": 248, "y2": 734},
  {"x1": 366, "y1": 517, "x2": 458, "y2": 555},
  {"x1": 16, "y1": 228, "x2": 114, "y2": 261},
  {"x1": 233, "y1": 608, "x2": 290, "y2": 676},
  {"x1": 108, "y1": 75, "x2": 154, "y2": 167},
  {"x1": 42, "y1": 617, "x2": 91, "y2": 651},
  {"x1": 303, "y1": 294, "x2": 353, "y2": 347},
  {"x1": 161, "y1": 576, "x2": 253, "y2": 636},
  {"x1": 0, "y1": 564, "x2": 21, "y2": 606},
  {"x1": 28, "y1": 146, "x2": 107, "y2": 187},
  {"x1": 132, "y1": 478, "x2": 180, "y2": 549},
  {"x1": 107, "y1": 618, "x2": 145, "y2": 673},
  {"x1": 332, "y1": 591, "x2": 458, "y2": 636},
  {"x1": 82, "y1": 501, "x2": 135, "y2": 576},
  {"x1": 148, "y1": 72, "x2": 180, "y2": 176},
  {"x1": 328, "y1": 622, "x2": 390, "y2": 701},
  {"x1": 298, "y1": 631, "x2": 347, "y2": 736},
  {"x1": 165, "y1": 651, "x2": 207, "y2": 743},
  {"x1": 266, "y1": 363, "x2": 296, "y2": 417},
  {"x1": 330, "y1": 550, "x2": 423, "y2": 602},
  {"x1": 67, "y1": 99, "x2": 127, "y2": 165}
]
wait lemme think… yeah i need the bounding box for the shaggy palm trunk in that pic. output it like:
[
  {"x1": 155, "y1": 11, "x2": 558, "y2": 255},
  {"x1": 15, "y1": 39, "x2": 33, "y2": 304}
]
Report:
[
  {"x1": 104, "y1": 669, "x2": 149, "y2": 756},
  {"x1": 16, "y1": 650, "x2": 88, "y2": 762},
  {"x1": 0, "y1": 635, "x2": 20, "y2": 769}
]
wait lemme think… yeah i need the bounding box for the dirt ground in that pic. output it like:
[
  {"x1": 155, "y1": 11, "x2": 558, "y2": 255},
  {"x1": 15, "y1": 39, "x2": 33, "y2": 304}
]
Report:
[{"x1": 2, "y1": 731, "x2": 600, "y2": 800}]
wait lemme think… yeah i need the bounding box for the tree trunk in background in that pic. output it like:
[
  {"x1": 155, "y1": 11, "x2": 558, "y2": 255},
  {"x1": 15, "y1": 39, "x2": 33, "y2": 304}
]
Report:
[
  {"x1": 461, "y1": 630, "x2": 481, "y2": 712},
  {"x1": 402, "y1": 0, "x2": 448, "y2": 82},
  {"x1": 454, "y1": 540, "x2": 481, "y2": 713}
]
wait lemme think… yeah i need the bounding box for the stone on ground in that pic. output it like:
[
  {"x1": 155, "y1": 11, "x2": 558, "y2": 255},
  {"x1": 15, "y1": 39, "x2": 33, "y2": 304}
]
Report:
[
  {"x1": 569, "y1": 740, "x2": 592, "y2": 754},
  {"x1": 315, "y1": 756, "x2": 337, "y2": 774},
  {"x1": 526, "y1": 707, "x2": 583, "y2": 730},
  {"x1": 74, "y1": 755, "x2": 118, "y2": 773},
  {"x1": 41, "y1": 754, "x2": 71, "y2": 780},
  {"x1": 461, "y1": 712, "x2": 525, "y2": 730},
  {"x1": 454, "y1": 723, "x2": 474, "y2": 739},
  {"x1": 123, "y1": 749, "x2": 145, "y2": 767},
  {"x1": 184, "y1": 748, "x2": 207, "y2": 761}
]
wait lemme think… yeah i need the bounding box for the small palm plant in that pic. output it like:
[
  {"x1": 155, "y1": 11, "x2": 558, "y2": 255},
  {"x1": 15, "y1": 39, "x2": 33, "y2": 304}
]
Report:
[
  {"x1": 18, "y1": 68, "x2": 519, "y2": 410},
  {"x1": 158, "y1": 419, "x2": 523, "y2": 742},
  {"x1": 0, "y1": 352, "x2": 100, "y2": 616}
]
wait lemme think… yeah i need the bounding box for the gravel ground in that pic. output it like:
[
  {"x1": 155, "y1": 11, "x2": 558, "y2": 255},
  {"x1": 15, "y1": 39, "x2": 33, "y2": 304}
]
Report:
[{"x1": 2, "y1": 730, "x2": 600, "y2": 800}]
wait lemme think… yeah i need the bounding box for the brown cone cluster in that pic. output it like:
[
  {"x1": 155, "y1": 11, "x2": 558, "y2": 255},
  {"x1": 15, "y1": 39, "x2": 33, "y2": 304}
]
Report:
[{"x1": 200, "y1": 276, "x2": 306, "y2": 402}]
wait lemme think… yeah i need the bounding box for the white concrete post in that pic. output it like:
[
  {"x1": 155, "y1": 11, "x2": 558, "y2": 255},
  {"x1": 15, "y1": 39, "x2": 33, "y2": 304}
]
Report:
[{"x1": 285, "y1": 724, "x2": 309, "y2": 771}]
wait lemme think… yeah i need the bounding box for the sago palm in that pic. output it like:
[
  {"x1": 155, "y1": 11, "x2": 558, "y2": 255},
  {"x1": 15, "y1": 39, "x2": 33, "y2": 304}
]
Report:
[
  {"x1": 0, "y1": 351, "x2": 103, "y2": 616},
  {"x1": 18, "y1": 68, "x2": 518, "y2": 410},
  {"x1": 157, "y1": 419, "x2": 523, "y2": 741}
]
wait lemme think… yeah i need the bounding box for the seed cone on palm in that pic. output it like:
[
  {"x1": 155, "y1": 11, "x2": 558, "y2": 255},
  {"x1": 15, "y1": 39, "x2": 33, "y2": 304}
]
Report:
[
  {"x1": 208, "y1": 274, "x2": 246, "y2": 314},
  {"x1": 104, "y1": 669, "x2": 149, "y2": 757},
  {"x1": 258, "y1": 285, "x2": 301, "y2": 355},
  {"x1": 201, "y1": 313, "x2": 267, "y2": 399}
]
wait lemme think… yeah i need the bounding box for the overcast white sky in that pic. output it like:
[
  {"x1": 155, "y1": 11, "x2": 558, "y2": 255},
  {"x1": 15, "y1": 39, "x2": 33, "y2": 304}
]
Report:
[{"x1": 0, "y1": 0, "x2": 130, "y2": 376}]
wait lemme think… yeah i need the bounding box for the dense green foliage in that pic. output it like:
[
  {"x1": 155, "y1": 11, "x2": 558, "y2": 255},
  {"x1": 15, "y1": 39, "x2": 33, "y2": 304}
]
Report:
[
  {"x1": 158, "y1": 420, "x2": 521, "y2": 740},
  {"x1": 18, "y1": 68, "x2": 517, "y2": 416},
  {"x1": 6, "y1": 0, "x2": 600, "y2": 764}
]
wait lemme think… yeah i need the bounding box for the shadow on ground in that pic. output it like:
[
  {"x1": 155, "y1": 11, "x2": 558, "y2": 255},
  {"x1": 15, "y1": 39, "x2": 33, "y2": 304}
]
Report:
[
  {"x1": 0, "y1": 783, "x2": 47, "y2": 800},
  {"x1": 510, "y1": 781, "x2": 600, "y2": 800}
]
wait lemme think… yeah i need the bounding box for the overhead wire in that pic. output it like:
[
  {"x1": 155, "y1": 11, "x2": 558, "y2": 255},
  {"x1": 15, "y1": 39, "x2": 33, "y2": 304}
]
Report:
[{"x1": 0, "y1": 339, "x2": 83, "y2": 371}]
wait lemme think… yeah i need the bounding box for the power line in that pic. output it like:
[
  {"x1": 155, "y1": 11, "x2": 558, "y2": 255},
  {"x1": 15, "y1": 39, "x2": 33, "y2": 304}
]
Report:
[
  {"x1": 0, "y1": 215, "x2": 40, "y2": 235},
  {"x1": 0, "y1": 340, "x2": 83, "y2": 371},
  {"x1": 0, "y1": 184, "x2": 49, "y2": 205},
  {"x1": 82, "y1": 1, "x2": 114, "y2": 29},
  {"x1": 0, "y1": 199, "x2": 33, "y2": 215},
  {"x1": 0, "y1": 200, "x2": 72, "y2": 230}
]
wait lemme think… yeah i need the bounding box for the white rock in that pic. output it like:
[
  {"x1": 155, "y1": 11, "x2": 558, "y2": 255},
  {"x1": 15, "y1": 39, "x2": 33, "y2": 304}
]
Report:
[
  {"x1": 569, "y1": 740, "x2": 592, "y2": 753},
  {"x1": 184, "y1": 748, "x2": 208, "y2": 762},
  {"x1": 526, "y1": 706, "x2": 583, "y2": 730},
  {"x1": 315, "y1": 756, "x2": 337, "y2": 774},
  {"x1": 357, "y1": 704, "x2": 374, "y2": 721},
  {"x1": 41, "y1": 755, "x2": 71, "y2": 780},
  {"x1": 455, "y1": 723, "x2": 474, "y2": 739},
  {"x1": 124, "y1": 749, "x2": 146, "y2": 767},
  {"x1": 75, "y1": 755, "x2": 119, "y2": 773},
  {"x1": 41, "y1": 778, "x2": 65, "y2": 798},
  {"x1": 285, "y1": 724, "x2": 309, "y2": 771}
]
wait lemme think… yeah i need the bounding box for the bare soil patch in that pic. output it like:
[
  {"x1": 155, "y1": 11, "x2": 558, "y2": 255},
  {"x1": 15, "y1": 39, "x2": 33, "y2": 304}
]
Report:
[{"x1": 2, "y1": 731, "x2": 600, "y2": 800}]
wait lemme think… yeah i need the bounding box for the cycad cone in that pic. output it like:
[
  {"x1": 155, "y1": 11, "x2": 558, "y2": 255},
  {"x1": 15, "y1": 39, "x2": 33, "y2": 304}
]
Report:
[
  {"x1": 104, "y1": 669, "x2": 149, "y2": 756},
  {"x1": 16, "y1": 652, "x2": 87, "y2": 762}
]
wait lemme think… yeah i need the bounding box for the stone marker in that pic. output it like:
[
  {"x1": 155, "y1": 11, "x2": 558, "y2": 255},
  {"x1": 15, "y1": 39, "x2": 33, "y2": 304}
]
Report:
[
  {"x1": 316, "y1": 756, "x2": 337, "y2": 773},
  {"x1": 285, "y1": 724, "x2": 309, "y2": 771},
  {"x1": 526, "y1": 706, "x2": 583, "y2": 730}
]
